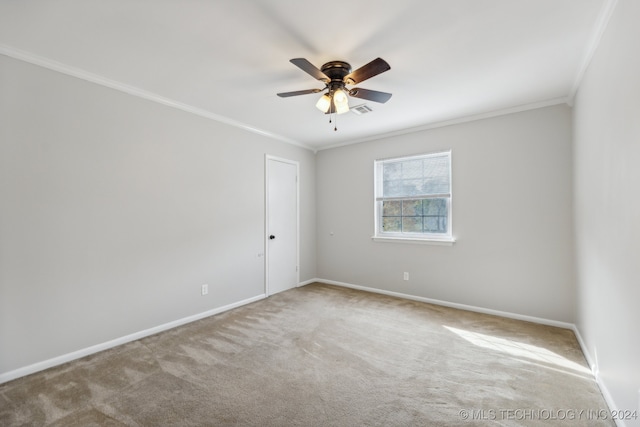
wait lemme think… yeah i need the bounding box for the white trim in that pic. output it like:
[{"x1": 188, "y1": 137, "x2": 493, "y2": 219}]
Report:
[
  {"x1": 572, "y1": 325, "x2": 598, "y2": 381},
  {"x1": 567, "y1": 0, "x2": 618, "y2": 103},
  {"x1": 0, "y1": 293, "x2": 266, "y2": 385},
  {"x1": 316, "y1": 278, "x2": 620, "y2": 420},
  {"x1": 572, "y1": 326, "x2": 627, "y2": 427},
  {"x1": 318, "y1": 97, "x2": 569, "y2": 151},
  {"x1": 317, "y1": 278, "x2": 574, "y2": 329},
  {"x1": 297, "y1": 278, "x2": 317, "y2": 287},
  {"x1": 374, "y1": 150, "x2": 453, "y2": 241},
  {"x1": 376, "y1": 150, "x2": 452, "y2": 164},
  {"x1": 265, "y1": 155, "x2": 300, "y2": 297},
  {"x1": 2, "y1": 278, "x2": 619, "y2": 423},
  {"x1": 0, "y1": 45, "x2": 576, "y2": 154},
  {"x1": 0, "y1": 45, "x2": 312, "y2": 152},
  {"x1": 371, "y1": 236, "x2": 456, "y2": 246}
]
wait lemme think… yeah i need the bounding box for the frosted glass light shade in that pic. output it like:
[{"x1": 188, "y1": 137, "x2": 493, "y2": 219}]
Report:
[
  {"x1": 315, "y1": 94, "x2": 331, "y2": 112},
  {"x1": 333, "y1": 89, "x2": 349, "y2": 114}
]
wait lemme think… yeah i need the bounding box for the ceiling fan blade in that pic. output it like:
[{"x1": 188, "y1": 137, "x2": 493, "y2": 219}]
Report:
[
  {"x1": 344, "y1": 58, "x2": 390, "y2": 85},
  {"x1": 290, "y1": 58, "x2": 330, "y2": 82},
  {"x1": 348, "y1": 88, "x2": 392, "y2": 103},
  {"x1": 277, "y1": 88, "x2": 322, "y2": 98}
]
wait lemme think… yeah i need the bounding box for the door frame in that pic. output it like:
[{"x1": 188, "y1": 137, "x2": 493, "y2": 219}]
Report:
[{"x1": 265, "y1": 155, "x2": 300, "y2": 296}]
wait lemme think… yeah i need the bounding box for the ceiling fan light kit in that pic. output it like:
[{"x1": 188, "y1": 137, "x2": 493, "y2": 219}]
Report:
[
  {"x1": 278, "y1": 57, "x2": 392, "y2": 130},
  {"x1": 332, "y1": 89, "x2": 349, "y2": 114},
  {"x1": 315, "y1": 94, "x2": 332, "y2": 112}
]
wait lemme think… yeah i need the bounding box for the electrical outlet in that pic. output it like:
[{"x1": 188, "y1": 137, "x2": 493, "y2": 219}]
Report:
[
  {"x1": 403, "y1": 272, "x2": 409, "y2": 281},
  {"x1": 201, "y1": 284, "x2": 208, "y2": 296}
]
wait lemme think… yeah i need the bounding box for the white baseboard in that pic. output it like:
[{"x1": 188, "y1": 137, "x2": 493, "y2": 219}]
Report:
[
  {"x1": 315, "y1": 278, "x2": 628, "y2": 423},
  {"x1": 316, "y1": 278, "x2": 574, "y2": 329},
  {"x1": 572, "y1": 326, "x2": 627, "y2": 427},
  {"x1": 297, "y1": 278, "x2": 317, "y2": 287},
  {"x1": 572, "y1": 325, "x2": 599, "y2": 380},
  {"x1": 0, "y1": 293, "x2": 266, "y2": 385},
  {"x1": 2, "y1": 278, "x2": 622, "y2": 426}
]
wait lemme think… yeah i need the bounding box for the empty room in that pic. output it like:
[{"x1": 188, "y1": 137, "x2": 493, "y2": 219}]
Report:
[{"x1": 1, "y1": 0, "x2": 638, "y2": 426}]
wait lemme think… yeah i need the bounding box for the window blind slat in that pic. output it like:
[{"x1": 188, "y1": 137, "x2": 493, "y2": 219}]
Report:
[{"x1": 378, "y1": 152, "x2": 450, "y2": 199}]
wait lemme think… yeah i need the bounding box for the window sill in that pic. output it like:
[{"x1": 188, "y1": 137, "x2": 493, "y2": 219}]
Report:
[{"x1": 371, "y1": 236, "x2": 456, "y2": 246}]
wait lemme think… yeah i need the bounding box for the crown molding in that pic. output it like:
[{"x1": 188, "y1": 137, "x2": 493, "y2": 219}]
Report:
[
  {"x1": 318, "y1": 96, "x2": 570, "y2": 151},
  {"x1": 0, "y1": 44, "x2": 314, "y2": 152}
]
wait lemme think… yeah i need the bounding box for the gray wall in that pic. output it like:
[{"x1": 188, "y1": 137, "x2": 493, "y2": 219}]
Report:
[
  {"x1": 317, "y1": 105, "x2": 575, "y2": 323},
  {"x1": 573, "y1": 0, "x2": 640, "y2": 419},
  {"x1": 0, "y1": 55, "x2": 316, "y2": 376},
  {"x1": 3, "y1": 9, "x2": 638, "y2": 416}
]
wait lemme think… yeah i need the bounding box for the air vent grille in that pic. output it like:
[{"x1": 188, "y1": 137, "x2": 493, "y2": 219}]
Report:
[{"x1": 351, "y1": 104, "x2": 372, "y2": 115}]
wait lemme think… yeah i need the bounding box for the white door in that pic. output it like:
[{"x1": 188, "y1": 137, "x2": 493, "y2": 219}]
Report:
[{"x1": 266, "y1": 156, "x2": 299, "y2": 295}]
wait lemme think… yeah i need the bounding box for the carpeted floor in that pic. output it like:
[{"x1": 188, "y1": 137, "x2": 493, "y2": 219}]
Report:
[{"x1": 0, "y1": 283, "x2": 613, "y2": 426}]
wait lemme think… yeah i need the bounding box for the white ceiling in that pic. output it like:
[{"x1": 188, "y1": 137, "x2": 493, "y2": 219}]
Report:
[{"x1": 0, "y1": 0, "x2": 611, "y2": 150}]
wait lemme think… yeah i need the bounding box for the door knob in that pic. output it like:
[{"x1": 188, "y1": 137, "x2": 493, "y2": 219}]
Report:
[{"x1": 269, "y1": 235, "x2": 276, "y2": 240}]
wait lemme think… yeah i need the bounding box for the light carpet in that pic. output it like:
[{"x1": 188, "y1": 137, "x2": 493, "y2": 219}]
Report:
[{"x1": 0, "y1": 283, "x2": 613, "y2": 426}]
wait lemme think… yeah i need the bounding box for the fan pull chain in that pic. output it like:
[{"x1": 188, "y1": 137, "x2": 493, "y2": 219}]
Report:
[
  {"x1": 326, "y1": 95, "x2": 337, "y2": 131},
  {"x1": 328, "y1": 110, "x2": 337, "y2": 131}
]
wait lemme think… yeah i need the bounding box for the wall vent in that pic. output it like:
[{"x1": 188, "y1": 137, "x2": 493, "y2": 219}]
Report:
[{"x1": 351, "y1": 104, "x2": 372, "y2": 115}]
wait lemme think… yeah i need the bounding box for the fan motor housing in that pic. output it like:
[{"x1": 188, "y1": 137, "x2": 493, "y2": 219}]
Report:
[
  {"x1": 321, "y1": 61, "x2": 352, "y2": 83},
  {"x1": 276, "y1": 57, "x2": 391, "y2": 105}
]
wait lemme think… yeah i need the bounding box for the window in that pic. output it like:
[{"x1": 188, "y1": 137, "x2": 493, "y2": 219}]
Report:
[{"x1": 374, "y1": 151, "x2": 453, "y2": 243}]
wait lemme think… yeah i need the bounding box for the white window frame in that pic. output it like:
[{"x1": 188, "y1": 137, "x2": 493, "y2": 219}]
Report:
[{"x1": 373, "y1": 151, "x2": 455, "y2": 245}]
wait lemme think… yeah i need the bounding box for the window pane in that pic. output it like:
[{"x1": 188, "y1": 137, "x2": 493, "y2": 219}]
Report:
[
  {"x1": 375, "y1": 151, "x2": 452, "y2": 238},
  {"x1": 382, "y1": 200, "x2": 402, "y2": 216},
  {"x1": 402, "y1": 179, "x2": 425, "y2": 197},
  {"x1": 383, "y1": 180, "x2": 403, "y2": 198},
  {"x1": 423, "y1": 155, "x2": 450, "y2": 194},
  {"x1": 380, "y1": 152, "x2": 450, "y2": 198},
  {"x1": 402, "y1": 217, "x2": 423, "y2": 232},
  {"x1": 423, "y1": 198, "x2": 448, "y2": 233},
  {"x1": 402, "y1": 159, "x2": 423, "y2": 179},
  {"x1": 424, "y1": 216, "x2": 447, "y2": 233},
  {"x1": 423, "y1": 198, "x2": 447, "y2": 215},
  {"x1": 402, "y1": 200, "x2": 422, "y2": 216},
  {"x1": 381, "y1": 198, "x2": 449, "y2": 234},
  {"x1": 383, "y1": 162, "x2": 402, "y2": 181},
  {"x1": 382, "y1": 217, "x2": 402, "y2": 232}
]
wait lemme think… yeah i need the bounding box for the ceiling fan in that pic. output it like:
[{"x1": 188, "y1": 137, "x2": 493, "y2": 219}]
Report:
[{"x1": 277, "y1": 57, "x2": 392, "y2": 129}]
